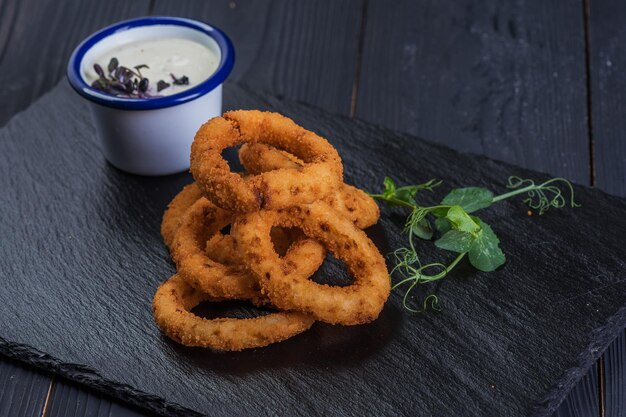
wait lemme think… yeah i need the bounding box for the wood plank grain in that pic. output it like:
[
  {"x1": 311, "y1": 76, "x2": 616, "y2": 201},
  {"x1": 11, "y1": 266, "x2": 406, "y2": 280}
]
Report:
[
  {"x1": 587, "y1": 0, "x2": 626, "y2": 197},
  {"x1": 356, "y1": 0, "x2": 590, "y2": 186},
  {"x1": 46, "y1": 379, "x2": 150, "y2": 417},
  {"x1": 552, "y1": 363, "x2": 599, "y2": 417},
  {"x1": 0, "y1": 359, "x2": 51, "y2": 417},
  {"x1": 605, "y1": 330, "x2": 625, "y2": 417},
  {"x1": 152, "y1": 0, "x2": 363, "y2": 116},
  {"x1": 0, "y1": 0, "x2": 150, "y2": 127}
]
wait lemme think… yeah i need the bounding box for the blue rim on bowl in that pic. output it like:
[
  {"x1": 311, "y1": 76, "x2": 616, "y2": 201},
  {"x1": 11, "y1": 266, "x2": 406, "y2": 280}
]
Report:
[{"x1": 66, "y1": 16, "x2": 235, "y2": 111}]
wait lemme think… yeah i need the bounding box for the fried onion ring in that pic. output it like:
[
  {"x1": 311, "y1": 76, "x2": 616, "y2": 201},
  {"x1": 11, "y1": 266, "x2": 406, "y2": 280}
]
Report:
[
  {"x1": 190, "y1": 110, "x2": 343, "y2": 212},
  {"x1": 161, "y1": 183, "x2": 307, "y2": 262},
  {"x1": 161, "y1": 183, "x2": 203, "y2": 251},
  {"x1": 231, "y1": 201, "x2": 390, "y2": 325},
  {"x1": 204, "y1": 233, "x2": 240, "y2": 266},
  {"x1": 239, "y1": 143, "x2": 380, "y2": 229},
  {"x1": 172, "y1": 198, "x2": 326, "y2": 302},
  {"x1": 205, "y1": 227, "x2": 306, "y2": 265},
  {"x1": 238, "y1": 142, "x2": 305, "y2": 173},
  {"x1": 152, "y1": 274, "x2": 314, "y2": 351}
]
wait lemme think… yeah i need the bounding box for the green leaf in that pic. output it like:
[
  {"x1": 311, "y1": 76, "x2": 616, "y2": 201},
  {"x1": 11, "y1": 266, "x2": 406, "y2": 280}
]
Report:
[
  {"x1": 372, "y1": 178, "x2": 443, "y2": 208},
  {"x1": 434, "y1": 217, "x2": 451, "y2": 234},
  {"x1": 441, "y1": 187, "x2": 494, "y2": 213},
  {"x1": 431, "y1": 206, "x2": 449, "y2": 218},
  {"x1": 378, "y1": 177, "x2": 409, "y2": 207},
  {"x1": 379, "y1": 177, "x2": 419, "y2": 207},
  {"x1": 468, "y1": 221, "x2": 505, "y2": 272},
  {"x1": 435, "y1": 230, "x2": 474, "y2": 253},
  {"x1": 382, "y1": 177, "x2": 396, "y2": 197},
  {"x1": 445, "y1": 206, "x2": 480, "y2": 233},
  {"x1": 383, "y1": 176, "x2": 396, "y2": 191},
  {"x1": 412, "y1": 218, "x2": 433, "y2": 240},
  {"x1": 395, "y1": 187, "x2": 418, "y2": 204}
]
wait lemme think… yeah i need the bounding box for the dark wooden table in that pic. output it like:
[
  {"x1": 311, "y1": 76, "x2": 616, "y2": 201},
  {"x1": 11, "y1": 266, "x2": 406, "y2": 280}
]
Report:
[{"x1": 0, "y1": 1, "x2": 623, "y2": 416}]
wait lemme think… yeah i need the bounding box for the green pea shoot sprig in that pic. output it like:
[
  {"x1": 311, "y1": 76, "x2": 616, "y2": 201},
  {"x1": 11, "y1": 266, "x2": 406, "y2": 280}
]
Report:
[{"x1": 369, "y1": 176, "x2": 580, "y2": 313}]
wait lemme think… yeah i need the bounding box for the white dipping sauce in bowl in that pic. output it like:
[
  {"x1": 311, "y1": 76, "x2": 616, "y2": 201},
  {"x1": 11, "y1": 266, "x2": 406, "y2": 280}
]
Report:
[
  {"x1": 67, "y1": 17, "x2": 235, "y2": 176},
  {"x1": 83, "y1": 37, "x2": 220, "y2": 97}
]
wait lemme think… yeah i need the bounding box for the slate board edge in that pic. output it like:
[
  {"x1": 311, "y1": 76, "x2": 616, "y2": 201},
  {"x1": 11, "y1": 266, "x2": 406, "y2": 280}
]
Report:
[
  {"x1": 533, "y1": 305, "x2": 626, "y2": 416},
  {"x1": 2, "y1": 308, "x2": 625, "y2": 417},
  {"x1": 1, "y1": 80, "x2": 625, "y2": 416},
  {"x1": 0, "y1": 338, "x2": 199, "y2": 417}
]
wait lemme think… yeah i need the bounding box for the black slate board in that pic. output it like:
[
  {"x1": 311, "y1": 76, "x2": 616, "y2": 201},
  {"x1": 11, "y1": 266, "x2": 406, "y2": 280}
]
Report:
[{"x1": 0, "y1": 81, "x2": 624, "y2": 417}]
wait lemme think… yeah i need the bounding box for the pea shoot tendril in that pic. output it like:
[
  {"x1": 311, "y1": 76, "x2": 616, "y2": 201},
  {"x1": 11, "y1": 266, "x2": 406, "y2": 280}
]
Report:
[
  {"x1": 369, "y1": 175, "x2": 579, "y2": 313},
  {"x1": 495, "y1": 176, "x2": 581, "y2": 214}
]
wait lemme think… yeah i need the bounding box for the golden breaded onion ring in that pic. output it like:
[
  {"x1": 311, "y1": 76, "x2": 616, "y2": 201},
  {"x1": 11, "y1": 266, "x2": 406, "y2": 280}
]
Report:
[
  {"x1": 239, "y1": 143, "x2": 380, "y2": 229},
  {"x1": 206, "y1": 227, "x2": 309, "y2": 265},
  {"x1": 238, "y1": 142, "x2": 304, "y2": 174},
  {"x1": 172, "y1": 197, "x2": 326, "y2": 302},
  {"x1": 161, "y1": 183, "x2": 203, "y2": 251},
  {"x1": 190, "y1": 110, "x2": 343, "y2": 213},
  {"x1": 152, "y1": 275, "x2": 314, "y2": 351},
  {"x1": 161, "y1": 183, "x2": 311, "y2": 261},
  {"x1": 231, "y1": 201, "x2": 390, "y2": 325}
]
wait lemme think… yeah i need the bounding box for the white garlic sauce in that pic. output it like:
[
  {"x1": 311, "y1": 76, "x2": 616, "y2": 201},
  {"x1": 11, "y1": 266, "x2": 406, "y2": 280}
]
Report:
[{"x1": 84, "y1": 37, "x2": 219, "y2": 96}]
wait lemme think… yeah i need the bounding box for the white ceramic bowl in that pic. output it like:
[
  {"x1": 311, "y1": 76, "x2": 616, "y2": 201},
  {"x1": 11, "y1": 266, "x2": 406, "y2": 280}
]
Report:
[{"x1": 67, "y1": 17, "x2": 235, "y2": 176}]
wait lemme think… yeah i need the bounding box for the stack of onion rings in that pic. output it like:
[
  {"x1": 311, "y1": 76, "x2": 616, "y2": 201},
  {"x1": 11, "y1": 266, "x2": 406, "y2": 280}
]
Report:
[{"x1": 153, "y1": 110, "x2": 389, "y2": 351}]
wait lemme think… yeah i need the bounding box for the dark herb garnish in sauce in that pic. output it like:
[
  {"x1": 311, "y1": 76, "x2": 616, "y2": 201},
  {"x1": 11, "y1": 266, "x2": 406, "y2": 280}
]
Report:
[
  {"x1": 90, "y1": 57, "x2": 189, "y2": 98},
  {"x1": 94, "y1": 63, "x2": 105, "y2": 78},
  {"x1": 156, "y1": 80, "x2": 171, "y2": 92},
  {"x1": 107, "y1": 57, "x2": 118, "y2": 73},
  {"x1": 170, "y1": 73, "x2": 190, "y2": 86}
]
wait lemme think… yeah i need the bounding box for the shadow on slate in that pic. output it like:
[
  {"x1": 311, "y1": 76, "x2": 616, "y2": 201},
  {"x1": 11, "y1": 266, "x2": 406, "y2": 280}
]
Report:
[{"x1": 0, "y1": 81, "x2": 624, "y2": 417}]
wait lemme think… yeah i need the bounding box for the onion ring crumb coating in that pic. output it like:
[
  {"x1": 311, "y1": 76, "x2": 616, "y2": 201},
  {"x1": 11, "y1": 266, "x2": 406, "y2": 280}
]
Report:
[
  {"x1": 161, "y1": 183, "x2": 203, "y2": 251},
  {"x1": 205, "y1": 227, "x2": 307, "y2": 265},
  {"x1": 239, "y1": 143, "x2": 379, "y2": 229},
  {"x1": 155, "y1": 110, "x2": 391, "y2": 352},
  {"x1": 231, "y1": 201, "x2": 390, "y2": 325},
  {"x1": 172, "y1": 197, "x2": 326, "y2": 302},
  {"x1": 161, "y1": 183, "x2": 309, "y2": 263},
  {"x1": 190, "y1": 110, "x2": 343, "y2": 213},
  {"x1": 152, "y1": 275, "x2": 314, "y2": 351}
]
